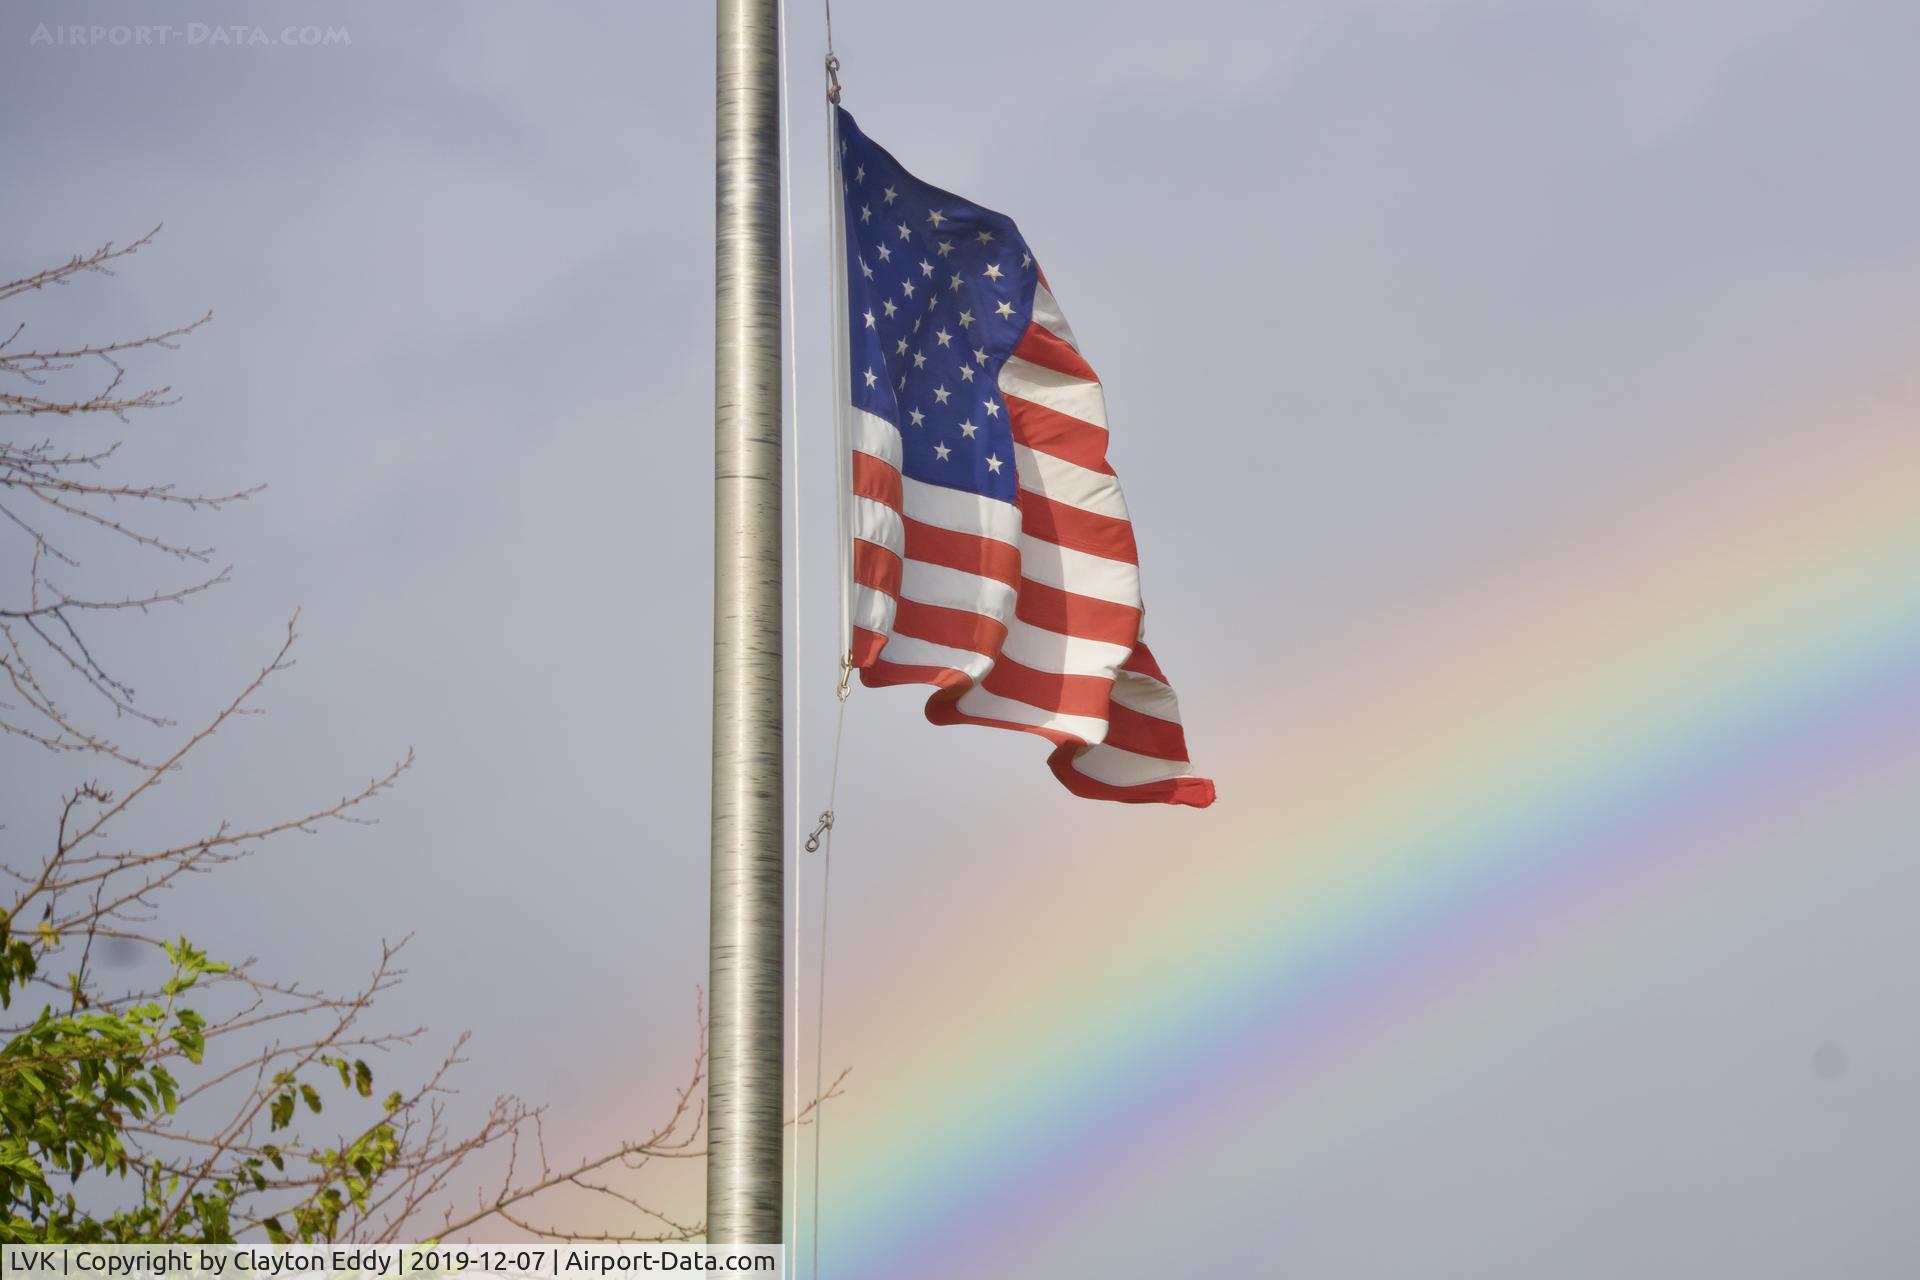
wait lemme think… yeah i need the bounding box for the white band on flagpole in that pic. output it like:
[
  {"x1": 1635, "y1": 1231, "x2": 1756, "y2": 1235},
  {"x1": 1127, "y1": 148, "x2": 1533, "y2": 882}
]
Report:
[{"x1": 826, "y1": 85, "x2": 853, "y2": 671}]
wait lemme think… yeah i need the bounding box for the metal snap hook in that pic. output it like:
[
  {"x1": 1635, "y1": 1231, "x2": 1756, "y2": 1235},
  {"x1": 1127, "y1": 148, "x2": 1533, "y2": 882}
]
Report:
[{"x1": 805, "y1": 809, "x2": 835, "y2": 853}]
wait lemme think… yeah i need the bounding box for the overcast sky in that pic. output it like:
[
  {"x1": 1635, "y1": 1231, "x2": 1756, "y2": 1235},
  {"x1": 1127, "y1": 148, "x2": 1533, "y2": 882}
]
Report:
[{"x1": 5, "y1": 1, "x2": 1919, "y2": 1274}]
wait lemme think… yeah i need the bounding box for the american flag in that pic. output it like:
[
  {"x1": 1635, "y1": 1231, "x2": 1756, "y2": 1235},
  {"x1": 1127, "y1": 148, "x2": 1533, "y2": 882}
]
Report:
[{"x1": 836, "y1": 107, "x2": 1214, "y2": 807}]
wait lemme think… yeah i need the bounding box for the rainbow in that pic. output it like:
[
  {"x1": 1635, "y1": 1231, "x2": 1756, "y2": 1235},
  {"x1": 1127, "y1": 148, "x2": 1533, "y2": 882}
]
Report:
[{"x1": 795, "y1": 390, "x2": 1920, "y2": 1278}]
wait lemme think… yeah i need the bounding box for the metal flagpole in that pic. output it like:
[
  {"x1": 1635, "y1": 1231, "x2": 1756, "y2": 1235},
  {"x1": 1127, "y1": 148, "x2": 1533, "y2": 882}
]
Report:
[{"x1": 710, "y1": 0, "x2": 784, "y2": 1246}]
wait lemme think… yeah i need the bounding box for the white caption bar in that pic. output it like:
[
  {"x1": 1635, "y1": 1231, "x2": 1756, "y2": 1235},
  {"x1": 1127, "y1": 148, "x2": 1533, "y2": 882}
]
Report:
[{"x1": 0, "y1": 1246, "x2": 782, "y2": 1280}]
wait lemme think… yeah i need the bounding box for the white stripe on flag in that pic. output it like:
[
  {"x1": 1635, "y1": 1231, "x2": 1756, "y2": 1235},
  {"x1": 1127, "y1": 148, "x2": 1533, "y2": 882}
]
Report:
[
  {"x1": 877, "y1": 633, "x2": 994, "y2": 681},
  {"x1": 853, "y1": 496, "x2": 904, "y2": 556},
  {"x1": 901, "y1": 474, "x2": 1022, "y2": 545},
  {"x1": 1069, "y1": 744, "x2": 1197, "y2": 788},
  {"x1": 1019, "y1": 537, "x2": 1142, "y2": 606},
  {"x1": 852, "y1": 582, "x2": 897, "y2": 637},
  {"x1": 898, "y1": 560, "x2": 1019, "y2": 619},
  {"x1": 1012, "y1": 445, "x2": 1131, "y2": 520},
  {"x1": 1000, "y1": 618, "x2": 1133, "y2": 677},
  {"x1": 954, "y1": 685, "x2": 1109, "y2": 741},
  {"x1": 1000, "y1": 356, "x2": 1108, "y2": 429},
  {"x1": 1109, "y1": 668, "x2": 1185, "y2": 725},
  {"x1": 1031, "y1": 284, "x2": 1080, "y2": 349},
  {"x1": 851, "y1": 408, "x2": 903, "y2": 468}
]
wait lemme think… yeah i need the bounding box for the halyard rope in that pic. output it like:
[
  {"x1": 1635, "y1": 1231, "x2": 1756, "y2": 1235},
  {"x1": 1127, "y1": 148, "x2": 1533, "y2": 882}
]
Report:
[
  {"x1": 775, "y1": 0, "x2": 805, "y2": 1264},
  {"x1": 809, "y1": 47, "x2": 853, "y2": 1280},
  {"x1": 809, "y1": 681, "x2": 848, "y2": 1280},
  {"x1": 777, "y1": 0, "x2": 853, "y2": 1273}
]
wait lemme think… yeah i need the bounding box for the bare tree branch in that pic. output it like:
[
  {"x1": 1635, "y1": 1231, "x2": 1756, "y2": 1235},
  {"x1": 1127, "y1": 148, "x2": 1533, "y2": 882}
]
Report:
[{"x1": 4, "y1": 232, "x2": 858, "y2": 1244}]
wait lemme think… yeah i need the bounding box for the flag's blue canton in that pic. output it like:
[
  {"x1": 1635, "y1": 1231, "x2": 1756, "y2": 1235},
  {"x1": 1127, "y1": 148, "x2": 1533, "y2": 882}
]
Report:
[{"x1": 839, "y1": 107, "x2": 1037, "y2": 506}]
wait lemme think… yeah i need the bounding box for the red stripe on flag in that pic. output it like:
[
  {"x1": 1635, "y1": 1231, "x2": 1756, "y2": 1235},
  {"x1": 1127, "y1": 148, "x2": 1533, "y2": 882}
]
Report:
[
  {"x1": 852, "y1": 449, "x2": 903, "y2": 510},
  {"x1": 849, "y1": 626, "x2": 889, "y2": 670},
  {"x1": 902, "y1": 517, "x2": 1021, "y2": 586},
  {"x1": 891, "y1": 597, "x2": 1007, "y2": 656},
  {"x1": 981, "y1": 657, "x2": 1114, "y2": 719},
  {"x1": 1102, "y1": 700, "x2": 1191, "y2": 763},
  {"x1": 852, "y1": 538, "x2": 902, "y2": 598},
  {"x1": 1006, "y1": 397, "x2": 1114, "y2": 475},
  {"x1": 1017, "y1": 490, "x2": 1139, "y2": 564},
  {"x1": 1015, "y1": 580, "x2": 1140, "y2": 648},
  {"x1": 1122, "y1": 642, "x2": 1169, "y2": 685},
  {"x1": 862, "y1": 657, "x2": 972, "y2": 695},
  {"x1": 1048, "y1": 749, "x2": 1217, "y2": 808},
  {"x1": 1013, "y1": 323, "x2": 1098, "y2": 383},
  {"x1": 925, "y1": 698, "x2": 1078, "y2": 749}
]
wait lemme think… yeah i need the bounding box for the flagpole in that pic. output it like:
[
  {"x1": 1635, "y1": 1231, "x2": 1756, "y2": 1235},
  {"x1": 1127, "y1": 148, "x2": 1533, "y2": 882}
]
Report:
[{"x1": 710, "y1": 0, "x2": 784, "y2": 1247}]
